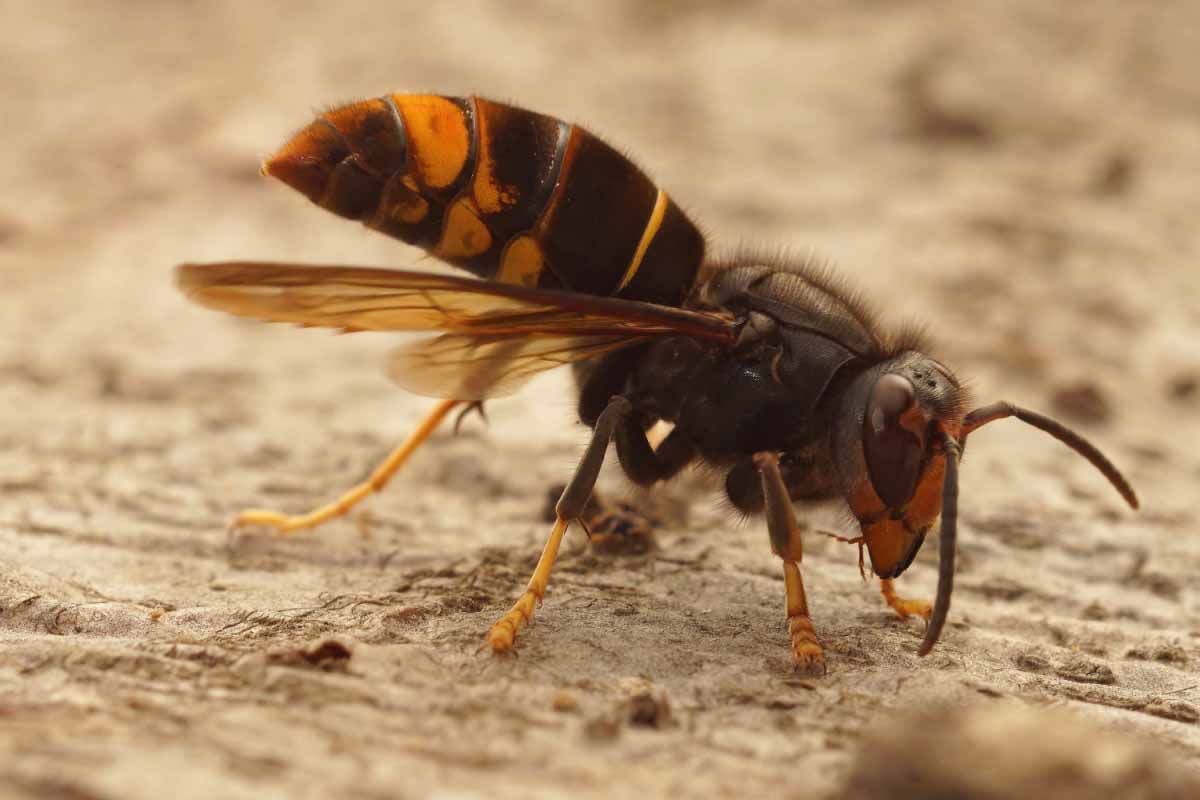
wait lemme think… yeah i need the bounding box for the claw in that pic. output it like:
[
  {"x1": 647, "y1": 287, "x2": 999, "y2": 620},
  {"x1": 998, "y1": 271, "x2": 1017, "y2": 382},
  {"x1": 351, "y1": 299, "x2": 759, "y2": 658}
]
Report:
[
  {"x1": 880, "y1": 578, "x2": 932, "y2": 621},
  {"x1": 788, "y1": 615, "x2": 826, "y2": 674},
  {"x1": 454, "y1": 401, "x2": 488, "y2": 435}
]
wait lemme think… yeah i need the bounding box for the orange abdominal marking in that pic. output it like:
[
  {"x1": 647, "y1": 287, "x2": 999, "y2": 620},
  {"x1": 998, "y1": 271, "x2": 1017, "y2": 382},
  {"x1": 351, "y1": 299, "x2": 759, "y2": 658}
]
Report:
[
  {"x1": 497, "y1": 235, "x2": 546, "y2": 287},
  {"x1": 436, "y1": 198, "x2": 492, "y2": 259},
  {"x1": 373, "y1": 175, "x2": 429, "y2": 225},
  {"x1": 394, "y1": 94, "x2": 471, "y2": 190}
]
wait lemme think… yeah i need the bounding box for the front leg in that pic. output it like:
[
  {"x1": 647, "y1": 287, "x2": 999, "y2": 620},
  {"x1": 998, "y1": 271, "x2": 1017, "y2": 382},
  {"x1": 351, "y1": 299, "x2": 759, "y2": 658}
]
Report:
[
  {"x1": 725, "y1": 447, "x2": 837, "y2": 512},
  {"x1": 614, "y1": 416, "x2": 695, "y2": 486},
  {"x1": 880, "y1": 578, "x2": 932, "y2": 621},
  {"x1": 752, "y1": 452, "x2": 825, "y2": 673}
]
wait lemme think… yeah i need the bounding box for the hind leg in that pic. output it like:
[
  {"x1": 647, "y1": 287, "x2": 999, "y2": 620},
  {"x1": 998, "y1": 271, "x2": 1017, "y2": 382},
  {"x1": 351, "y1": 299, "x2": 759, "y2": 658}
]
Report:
[{"x1": 234, "y1": 399, "x2": 460, "y2": 535}]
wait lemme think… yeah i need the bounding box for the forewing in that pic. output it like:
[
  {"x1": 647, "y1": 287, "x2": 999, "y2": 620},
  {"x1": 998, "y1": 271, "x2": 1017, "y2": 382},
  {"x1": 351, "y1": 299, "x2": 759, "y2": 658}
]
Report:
[
  {"x1": 178, "y1": 261, "x2": 737, "y2": 401},
  {"x1": 176, "y1": 262, "x2": 736, "y2": 340}
]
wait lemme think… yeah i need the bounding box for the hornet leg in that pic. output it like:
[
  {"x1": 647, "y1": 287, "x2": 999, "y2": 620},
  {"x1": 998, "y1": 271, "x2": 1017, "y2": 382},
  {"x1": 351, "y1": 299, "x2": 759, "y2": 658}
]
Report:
[
  {"x1": 614, "y1": 419, "x2": 696, "y2": 487},
  {"x1": 488, "y1": 396, "x2": 632, "y2": 653},
  {"x1": 552, "y1": 417, "x2": 695, "y2": 553},
  {"x1": 880, "y1": 578, "x2": 932, "y2": 621},
  {"x1": 234, "y1": 399, "x2": 460, "y2": 536},
  {"x1": 754, "y1": 452, "x2": 825, "y2": 673}
]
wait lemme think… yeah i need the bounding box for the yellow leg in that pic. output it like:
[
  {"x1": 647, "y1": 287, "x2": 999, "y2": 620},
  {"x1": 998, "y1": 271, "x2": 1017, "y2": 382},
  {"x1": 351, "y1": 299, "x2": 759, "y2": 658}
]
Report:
[
  {"x1": 234, "y1": 399, "x2": 460, "y2": 536},
  {"x1": 783, "y1": 560, "x2": 825, "y2": 671},
  {"x1": 880, "y1": 578, "x2": 932, "y2": 620},
  {"x1": 755, "y1": 452, "x2": 825, "y2": 671},
  {"x1": 488, "y1": 517, "x2": 570, "y2": 653},
  {"x1": 487, "y1": 395, "x2": 630, "y2": 654}
]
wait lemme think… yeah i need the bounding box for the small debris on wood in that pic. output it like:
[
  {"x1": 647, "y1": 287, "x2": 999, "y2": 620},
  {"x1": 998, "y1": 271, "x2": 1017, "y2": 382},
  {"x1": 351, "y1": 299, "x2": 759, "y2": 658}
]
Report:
[
  {"x1": 1167, "y1": 373, "x2": 1198, "y2": 404},
  {"x1": 1050, "y1": 381, "x2": 1112, "y2": 425},
  {"x1": 1055, "y1": 656, "x2": 1116, "y2": 685},
  {"x1": 840, "y1": 704, "x2": 1199, "y2": 799},
  {"x1": 266, "y1": 638, "x2": 353, "y2": 672},
  {"x1": 552, "y1": 689, "x2": 579, "y2": 713}
]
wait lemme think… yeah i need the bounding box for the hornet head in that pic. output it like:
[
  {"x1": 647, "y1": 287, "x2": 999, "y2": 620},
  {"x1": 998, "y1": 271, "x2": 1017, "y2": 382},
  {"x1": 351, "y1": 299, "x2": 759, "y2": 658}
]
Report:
[{"x1": 834, "y1": 352, "x2": 1138, "y2": 655}]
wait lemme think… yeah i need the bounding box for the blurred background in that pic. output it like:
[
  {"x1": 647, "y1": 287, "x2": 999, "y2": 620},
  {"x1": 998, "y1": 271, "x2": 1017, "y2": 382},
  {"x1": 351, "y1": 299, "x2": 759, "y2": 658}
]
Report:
[{"x1": 1, "y1": 2, "x2": 1198, "y2": 797}]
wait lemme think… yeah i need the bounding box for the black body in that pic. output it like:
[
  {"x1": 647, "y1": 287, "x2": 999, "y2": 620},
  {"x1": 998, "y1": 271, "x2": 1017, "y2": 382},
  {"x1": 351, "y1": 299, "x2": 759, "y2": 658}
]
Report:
[{"x1": 573, "y1": 259, "x2": 934, "y2": 526}]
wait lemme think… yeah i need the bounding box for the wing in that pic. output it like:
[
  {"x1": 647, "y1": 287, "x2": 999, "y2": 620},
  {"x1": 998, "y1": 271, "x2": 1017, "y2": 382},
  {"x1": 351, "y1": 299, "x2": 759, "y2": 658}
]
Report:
[
  {"x1": 387, "y1": 333, "x2": 640, "y2": 400},
  {"x1": 177, "y1": 261, "x2": 737, "y2": 400},
  {"x1": 177, "y1": 262, "x2": 734, "y2": 338}
]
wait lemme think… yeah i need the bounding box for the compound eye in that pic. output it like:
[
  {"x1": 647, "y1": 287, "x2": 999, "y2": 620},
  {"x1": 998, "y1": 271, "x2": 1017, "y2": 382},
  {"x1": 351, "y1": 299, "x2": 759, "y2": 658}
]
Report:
[
  {"x1": 863, "y1": 374, "x2": 924, "y2": 508},
  {"x1": 868, "y1": 373, "x2": 915, "y2": 431}
]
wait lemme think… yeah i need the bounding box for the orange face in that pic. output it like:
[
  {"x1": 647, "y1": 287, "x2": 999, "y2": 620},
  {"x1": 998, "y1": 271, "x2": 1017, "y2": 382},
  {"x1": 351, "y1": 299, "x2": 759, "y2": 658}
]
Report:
[
  {"x1": 847, "y1": 363, "x2": 965, "y2": 578},
  {"x1": 848, "y1": 425, "x2": 957, "y2": 577}
]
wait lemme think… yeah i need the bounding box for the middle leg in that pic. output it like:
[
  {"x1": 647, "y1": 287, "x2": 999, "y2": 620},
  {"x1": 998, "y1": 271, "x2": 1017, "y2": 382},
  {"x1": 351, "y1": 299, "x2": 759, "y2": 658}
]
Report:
[{"x1": 487, "y1": 395, "x2": 633, "y2": 654}]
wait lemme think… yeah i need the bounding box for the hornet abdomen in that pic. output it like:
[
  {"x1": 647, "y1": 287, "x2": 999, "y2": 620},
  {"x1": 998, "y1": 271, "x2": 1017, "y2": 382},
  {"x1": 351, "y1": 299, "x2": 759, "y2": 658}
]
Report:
[{"x1": 264, "y1": 94, "x2": 705, "y2": 306}]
